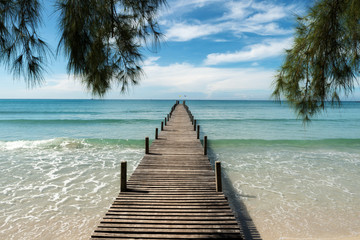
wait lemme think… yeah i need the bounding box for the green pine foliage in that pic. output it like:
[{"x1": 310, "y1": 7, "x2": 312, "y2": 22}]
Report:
[
  {"x1": 273, "y1": 0, "x2": 360, "y2": 122},
  {"x1": 0, "y1": 0, "x2": 50, "y2": 87},
  {"x1": 1, "y1": 0, "x2": 166, "y2": 95}
]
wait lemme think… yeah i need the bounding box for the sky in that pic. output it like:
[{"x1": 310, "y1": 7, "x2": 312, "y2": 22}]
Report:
[{"x1": 1, "y1": 0, "x2": 359, "y2": 100}]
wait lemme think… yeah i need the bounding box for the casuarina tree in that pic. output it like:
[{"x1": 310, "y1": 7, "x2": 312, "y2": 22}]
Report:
[
  {"x1": 273, "y1": 0, "x2": 360, "y2": 122},
  {"x1": 0, "y1": 0, "x2": 166, "y2": 95}
]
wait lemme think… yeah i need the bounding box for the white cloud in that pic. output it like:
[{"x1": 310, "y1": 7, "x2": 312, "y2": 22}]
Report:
[
  {"x1": 163, "y1": 0, "x2": 299, "y2": 41},
  {"x1": 142, "y1": 62, "x2": 275, "y2": 97},
  {"x1": 247, "y1": 6, "x2": 287, "y2": 23},
  {"x1": 41, "y1": 75, "x2": 85, "y2": 92},
  {"x1": 143, "y1": 57, "x2": 161, "y2": 66},
  {"x1": 165, "y1": 22, "x2": 221, "y2": 41},
  {"x1": 204, "y1": 37, "x2": 292, "y2": 65},
  {"x1": 0, "y1": 74, "x2": 90, "y2": 99},
  {"x1": 220, "y1": 1, "x2": 252, "y2": 20}
]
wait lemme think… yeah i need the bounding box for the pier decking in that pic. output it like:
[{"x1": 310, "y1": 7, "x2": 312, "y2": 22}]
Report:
[{"x1": 91, "y1": 102, "x2": 242, "y2": 239}]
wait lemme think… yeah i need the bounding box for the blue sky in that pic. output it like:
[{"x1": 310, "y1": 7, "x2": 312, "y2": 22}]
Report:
[{"x1": 1, "y1": 0, "x2": 359, "y2": 100}]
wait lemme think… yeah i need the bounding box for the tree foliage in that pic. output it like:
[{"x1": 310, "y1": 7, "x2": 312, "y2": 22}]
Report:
[
  {"x1": 273, "y1": 0, "x2": 360, "y2": 122},
  {"x1": 0, "y1": 0, "x2": 49, "y2": 87},
  {"x1": 1, "y1": 0, "x2": 166, "y2": 95}
]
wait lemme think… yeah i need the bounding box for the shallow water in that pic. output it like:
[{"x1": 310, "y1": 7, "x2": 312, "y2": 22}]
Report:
[
  {"x1": 0, "y1": 138, "x2": 143, "y2": 239},
  {"x1": 0, "y1": 100, "x2": 359, "y2": 239}
]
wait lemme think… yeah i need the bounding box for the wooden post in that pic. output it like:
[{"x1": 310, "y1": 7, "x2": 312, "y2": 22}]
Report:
[
  {"x1": 215, "y1": 161, "x2": 222, "y2": 192},
  {"x1": 164, "y1": 117, "x2": 167, "y2": 126},
  {"x1": 155, "y1": 128, "x2": 158, "y2": 139},
  {"x1": 120, "y1": 161, "x2": 127, "y2": 192},
  {"x1": 183, "y1": 100, "x2": 186, "y2": 105},
  {"x1": 204, "y1": 136, "x2": 207, "y2": 155},
  {"x1": 161, "y1": 121, "x2": 164, "y2": 131},
  {"x1": 167, "y1": 114, "x2": 169, "y2": 121},
  {"x1": 197, "y1": 125, "x2": 200, "y2": 139},
  {"x1": 145, "y1": 137, "x2": 149, "y2": 154},
  {"x1": 194, "y1": 120, "x2": 197, "y2": 131}
]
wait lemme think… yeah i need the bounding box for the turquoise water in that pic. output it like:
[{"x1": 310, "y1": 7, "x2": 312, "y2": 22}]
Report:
[{"x1": 0, "y1": 100, "x2": 359, "y2": 239}]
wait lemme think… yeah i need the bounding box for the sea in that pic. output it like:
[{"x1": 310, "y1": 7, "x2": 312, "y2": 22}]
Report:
[{"x1": 0, "y1": 99, "x2": 359, "y2": 240}]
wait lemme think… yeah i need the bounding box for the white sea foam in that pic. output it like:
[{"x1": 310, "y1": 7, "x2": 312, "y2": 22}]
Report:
[
  {"x1": 216, "y1": 146, "x2": 360, "y2": 240},
  {"x1": 0, "y1": 139, "x2": 143, "y2": 240}
]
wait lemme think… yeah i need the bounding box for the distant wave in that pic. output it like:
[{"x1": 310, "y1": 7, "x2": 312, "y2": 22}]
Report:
[
  {"x1": 0, "y1": 119, "x2": 158, "y2": 124},
  {"x1": 0, "y1": 138, "x2": 144, "y2": 150},
  {"x1": 201, "y1": 118, "x2": 360, "y2": 122},
  {"x1": 0, "y1": 111, "x2": 102, "y2": 114},
  {"x1": 208, "y1": 138, "x2": 360, "y2": 148},
  {"x1": 2, "y1": 137, "x2": 359, "y2": 151},
  {"x1": 0, "y1": 110, "x2": 164, "y2": 114}
]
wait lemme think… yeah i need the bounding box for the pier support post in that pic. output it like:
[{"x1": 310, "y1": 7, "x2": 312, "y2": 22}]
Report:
[
  {"x1": 204, "y1": 136, "x2": 207, "y2": 155},
  {"x1": 120, "y1": 161, "x2": 127, "y2": 192},
  {"x1": 167, "y1": 114, "x2": 169, "y2": 121},
  {"x1": 194, "y1": 120, "x2": 197, "y2": 131},
  {"x1": 215, "y1": 161, "x2": 222, "y2": 192},
  {"x1": 197, "y1": 125, "x2": 200, "y2": 139},
  {"x1": 161, "y1": 121, "x2": 164, "y2": 131},
  {"x1": 145, "y1": 137, "x2": 149, "y2": 154},
  {"x1": 155, "y1": 128, "x2": 158, "y2": 139},
  {"x1": 165, "y1": 117, "x2": 167, "y2": 126}
]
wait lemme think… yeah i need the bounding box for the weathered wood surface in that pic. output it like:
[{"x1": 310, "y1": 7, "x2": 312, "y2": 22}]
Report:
[{"x1": 91, "y1": 103, "x2": 242, "y2": 239}]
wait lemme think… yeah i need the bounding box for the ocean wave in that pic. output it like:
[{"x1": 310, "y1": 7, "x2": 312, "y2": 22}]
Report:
[
  {"x1": 1, "y1": 137, "x2": 359, "y2": 151},
  {"x1": 200, "y1": 118, "x2": 360, "y2": 122},
  {"x1": 0, "y1": 138, "x2": 144, "y2": 150},
  {"x1": 0, "y1": 119, "x2": 158, "y2": 124},
  {"x1": 0, "y1": 111, "x2": 102, "y2": 114},
  {"x1": 208, "y1": 138, "x2": 360, "y2": 148}
]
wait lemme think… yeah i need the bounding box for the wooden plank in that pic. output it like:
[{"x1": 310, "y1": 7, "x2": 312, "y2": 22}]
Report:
[
  {"x1": 90, "y1": 103, "x2": 242, "y2": 239},
  {"x1": 94, "y1": 227, "x2": 241, "y2": 234},
  {"x1": 92, "y1": 232, "x2": 241, "y2": 239},
  {"x1": 100, "y1": 219, "x2": 239, "y2": 225},
  {"x1": 97, "y1": 223, "x2": 240, "y2": 229}
]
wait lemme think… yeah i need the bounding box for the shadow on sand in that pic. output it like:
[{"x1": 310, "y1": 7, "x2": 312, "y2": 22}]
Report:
[{"x1": 207, "y1": 147, "x2": 263, "y2": 240}]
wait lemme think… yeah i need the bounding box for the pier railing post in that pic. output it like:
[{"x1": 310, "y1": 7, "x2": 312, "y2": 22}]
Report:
[
  {"x1": 197, "y1": 125, "x2": 200, "y2": 139},
  {"x1": 167, "y1": 114, "x2": 169, "y2": 121},
  {"x1": 120, "y1": 161, "x2": 127, "y2": 192},
  {"x1": 165, "y1": 117, "x2": 167, "y2": 126},
  {"x1": 155, "y1": 128, "x2": 158, "y2": 139},
  {"x1": 215, "y1": 161, "x2": 222, "y2": 192},
  {"x1": 145, "y1": 137, "x2": 149, "y2": 154},
  {"x1": 194, "y1": 120, "x2": 197, "y2": 131},
  {"x1": 161, "y1": 121, "x2": 164, "y2": 131},
  {"x1": 204, "y1": 136, "x2": 207, "y2": 155}
]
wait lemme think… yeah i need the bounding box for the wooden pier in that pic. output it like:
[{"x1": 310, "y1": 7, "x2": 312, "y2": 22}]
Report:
[{"x1": 91, "y1": 102, "x2": 243, "y2": 239}]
